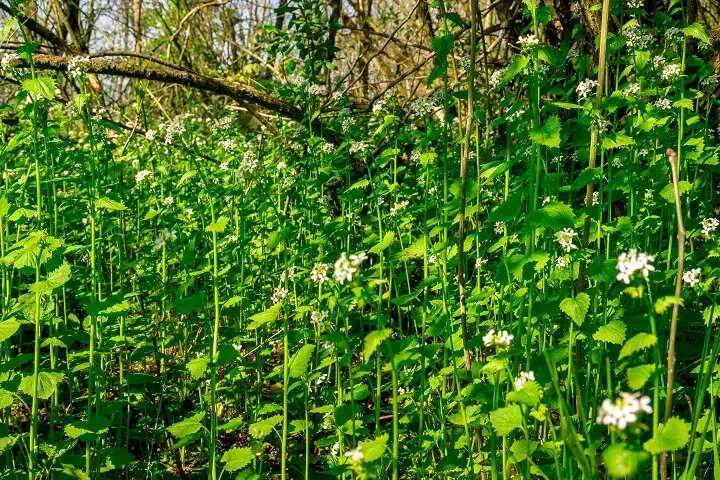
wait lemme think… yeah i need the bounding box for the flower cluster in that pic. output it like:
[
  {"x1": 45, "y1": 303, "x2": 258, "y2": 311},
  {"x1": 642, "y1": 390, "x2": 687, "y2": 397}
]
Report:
[
  {"x1": 576, "y1": 78, "x2": 599, "y2": 100},
  {"x1": 494, "y1": 222, "x2": 505, "y2": 235},
  {"x1": 333, "y1": 252, "x2": 368, "y2": 284},
  {"x1": 555, "y1": 228, "x2": 578, "y2": 253},
  {"x1": 517, "y1": 34, "x2": 539, "y2": 50},
  {"x1": 483, "y1": 329, "x2": 514, "y2": 348},
  {"x1": 311, "y1": 263, "x2": 330, "y2": 284},
  {"x1": 154, "y1": 228, "x2": 177, "y2": 251},
  {"x1": 700, "y1": 217, "x2": 719, "y2": 236},
  {"x1": 597, "y1": 392, "x2": 652, "y2": 430},
  {"x1": 390, "y1": 200, "x2": 409, "y2": 217},
  {"x1": 623, "y1": 24, "x2": 654, "y2": 50},
  {"x1": 616, "y1": 249, "x2": 655, "y2": 284},
  {"x1": 271, "y1": 286, "x2": 288, "y2": 304},
  {"x1": 135, "y1": 169, "x2": 152, "y2": 184},
  {"x1": 68, "y1": 56, "x2": 91, "y2": 78},
  {"x1": 683, "y1": 268, "x2": 701, "y2": 288},
  {"x1": 514, "y1": 371, "x2": 535, "y2": 390}
]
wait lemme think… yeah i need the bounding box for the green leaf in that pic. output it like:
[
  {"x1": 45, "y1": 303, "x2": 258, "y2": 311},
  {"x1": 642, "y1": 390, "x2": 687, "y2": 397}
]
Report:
[
  {"x1": 526, "y1": 202, "x2": 575, "y2": 229},
  {"x1": 206, "y1": 216, "x2": 229, "y2": 233},
  {"x1": 488, "y1": 192, "x2": 523, "y2": 223},
  {"x1": 221, "y1": 447, "x2": 254, "y2": 472},
  {"x1": 627, "y1": 364, "x2": 656, "y2": 390},
  {"x1": 507, "y1": 381, "x2": 542, "y2": 407},
  {"x1": 64, "y1": 417, "x2": 110, "y2": 440},
  {"x1": 167, "y1": 413, "x2": 204, "y2": 438},
  {"x1": 643, "y1": 417, "x2": 690, "y2": 454},
  {"x1": 619, "y1": 333, "x2": 657, "y2": 360},
  {"x1": 683, "y1": 23, "x2": 710, "y2": 44},
  {"x1": 22, "y1": 77, "x2": 55, "y2": 100},
  {"x1": 345, "y1": 179, "x2": 368, "y2": 193},
  {"x1": 247, "y1": 303, "x2": 282, "y2": 330},
  {"x1": 490, "y1": 405, "x2": 523, "y2": 436},
  {"x1": 499, "y1": 55, "x2": 529, "y2": 88},
  {"x1": 0, "y1": 320, "x2": 20, "y2": 342},
  {"x1": 560, "y1": 293, "x2": 590, "y2": 326},
  {"x1": 358, "y1": 433, "x2": 389, "y2": 463},
  {"x1": 369, "y1": 231, "x2": 394, "y2": 255},
  {"x1": 249, "y1": 414, "x2": 282, "y2": 439},
  {"x1": 602, "y1": 133, "x2": 635, "y2": 149},
  {"x1": 654, "y1": 296, "x2": 684, "y2": 314},
  {"x1": 0, "y1": 196, "x2": 9, "y2": 219},
  {"x1": 509, "y1": 439, "x2": 538, "y2": 464},
  {"x1": 529, "y1": 115, "x2": 561, "y2": 148},
  {"x1": 572, "y1": 167, "x2": 602, "y2": 190},
  {"x1": 660, "y1": 181, "x2": 691, "y2": 203},
  {"x1": 289, "y1": 344, "x2": 315, "y2": 378},
  {"x1": 186, "y1": 357, "x2": 208, "y2": 380},
  {"x1": 593, "y1": 320, "x2": 627, "y2": 345},
  {"x1": 363, "y1": 328, "x2": 392, "y2": 363},
  {"x1": 602, "y1": 443, "x2": 650, "y2": 478},
  {"x1": 18, "y1": 371, "x2": 64, "y2": 399},
  {"x1": 96, "y1": 197, "x2": 126, "y2": 211},
  {"x1": 0, "y1": 389, "x2": 13, "y2": 409}
]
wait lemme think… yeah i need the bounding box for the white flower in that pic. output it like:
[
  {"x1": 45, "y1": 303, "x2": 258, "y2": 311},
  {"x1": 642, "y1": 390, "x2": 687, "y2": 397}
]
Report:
[
  {"x1": 277, "y1": 161, "x2": 287, "y2": 170},
  {"x1": 322, "y1": 411, "x2": 333, "y2": 430},
  {"x1": 514, "y1": 371, "x2": 535, "y2": 390},
  {"x1": 0, "y1": 52, "x2": 19, "y2": 70},
  {"x1": 494, "y1": 222, "x2": 505, "y2": 235},
  {"x1": 220, "y1": 162, "x2": 229, "y2": 171},
  {"x1": 308, "y1": 84, "x2": 323, "y2": 96},
  {"x1": 623, "y1": 83, "x2": 640, "y2": 97},
  {"x1": 428, "y1": 254, "x2": 437, "y2": 265},
  {"x1": 665, "y1": 27, "x2": 683, "y2": 43},
  {"x1": 626, "y1": 0, "x2": 643, "y2": 7},
  {"x1": 372, "y1": 99, "x2": 386, "y2": 114},
  {"x1": 232, "y1": 343, "x2": 243, "y2": 352},
  {"x1": 68, "y1": 56, "x2": 90, "y2": 78},
  {"x1": 163, "y1": 196, "x2": 174, "y2": 206},
  {"x1": 662, "y1": 64, "x2": 682, "y2": 81},
  {"x1": 597, "y1": 392, "x2": 652, "y2": 430},
  {"x1": 271, "y1": 286, "x2": 288, "y2": 304},
  {"x1": 616, "y1": 249, "x2": 655, "y2": 284},
  {"x1": 542, "y1": 196, "x2": 552, "y2": 206},
  {"x1": 316, "y1": 373, "x2": 328, "y2": 386},
  {"x1": 654, "y1": 98, "x2": 672, "y2": 110},
  {"x1": 135, "y1": 169, "x2": 152, "y2": 184},
  {"x1": 612, "y1": 157, "x2": 623, "y2": 168},
  {"x1": 475, "y1": 257, "x2": 488, "y2": 268},
  {"x1": 592, "y1": 191, "x2": 600, "y2": 205},
  {"x1": 311, "y1": 263, "x2": 330, "y2": 284},
  {"x1": 349, "y1": 141, "x2": 370, "y2": 155},
  {"x1": 186, "y1": 208, "x2": 193, "y2": 216},
  {"x1": 229, "y1": 234, "x2": 238, "y2": 242},
  {"x1": 638, "y1": 148, "x2": 649, "y2": 157},
  {"x1": 483, "y1": 329, "x2": 514, "y2": 348},
  {"x1": 344, "y1": 446, "x2": 364, "y2": 463},
  {"x1": 333, "y1": 252, "x2": 367, "y2": 284},
  {"x1": 219, "y1": 138, "x2": 237, "y2": 150},
  {"x1": 341, "y1": 117, "x2": 356, "y2": 132},
  {"x1": 322, "y1": 142, "x2": 335, "y2": 154},
  {"x1": 700, "y1": 217, "x2": 719, "y2": 236},
  {"x1": 330, "y1": 442, "x2": 339, "y2": 456},
  {"x1": 683, "y1": 268, "x2": 701, "y2": 287},
  {"x1": 518, "y1": 34, "x2": 539, "y2": 49},
  {"x1": 145, "y1": 129, "x2": 156, "y2": 140},
  {"x1": 310, "y1": 310, "x2": 328, "y2": 327},
  {"x1": 555, "y1": 228, "x2": 578, "y2": 252},
  {"x1": 390, "y1": 200, "x2": 409, "y2": 217},
  {"x1": 154, "y1": 228, "x2": 177, "y2": 250},
  {"x1": 577, "y1": 78, "x2": 599, "y2": 100},
  {"x1": 489, "y1": 67, "x2": 507, "y2": 88},
  {"x1": 556, "y1": 256, "x2": 566, "y2": 268},
  {"x1": 623, "y1": 24, "x2": 654, "y2": 49}
]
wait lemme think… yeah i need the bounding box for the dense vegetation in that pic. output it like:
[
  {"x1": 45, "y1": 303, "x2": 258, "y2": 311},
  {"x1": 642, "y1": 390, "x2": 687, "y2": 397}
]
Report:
[{"x1": 0, "y1": 0, "x2": 719, "y2": 478}]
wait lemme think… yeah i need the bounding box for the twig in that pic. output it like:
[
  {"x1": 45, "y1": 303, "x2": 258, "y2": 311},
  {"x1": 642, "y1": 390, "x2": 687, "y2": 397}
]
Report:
[{"x1": 661, "y1": 147, "x2": 686, "y2": 480}]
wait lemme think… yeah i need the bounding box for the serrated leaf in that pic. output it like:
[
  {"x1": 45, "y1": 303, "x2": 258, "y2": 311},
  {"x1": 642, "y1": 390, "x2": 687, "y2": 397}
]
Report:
[
  {"x1": 0, "y1": 320, "x2": 20, "y2": 342},
  {"x1": 643, "y1": 417, "x2": 689, "y2": 454},
  {"x1": 683, "y1": 23, "x2": 710, "y2": 44},
  {"x1": 186, "y1": 357, "x2": 208, "y2": 380},
  {"x1": 660, "y1": 181, "x2": 691, "y2": 203},
  {"x1": 206, "y1": 216, "x2": 229, "y2": 233},
  {"x1": 247, "y1": 303, "x2": 282, "y2": 330},
  {"x1": 249, "y1": 414, "x2": 282, "y2": 439},
  {"x1": 619, "y1": 333, "x2": 657, "y2": 360},
  {"x1": 18, "y1": 371, "x2": 64, "y2": 399},
  {"x1": 289, "y1": 344, "x2": 315, "y2": 378},
  {"x1": 500, "y1": 55, "x2": 530, "y2": 88},
  {"x1": 529, "y1": 115, "x2": 561, "y2": 148},
  {"x1": 602, "y1": 443, "x2": 650, "y2": 478},
  {"x1": 560, "y1": 293, "x2": 590, "y2": 326},
  {"x1": 345, "y1": 179, "x2": 369, "y2": 193},
  {"x1": 490, "y1": 405, "x2": 523, "y2": 436},
  {"x1": 167, "y1": 413, "x2": 204, "y2": 438},
  {"x1": 627, "y1": 364, "x2": 656, "y2": 390},
  {"x1": 526, "y1": 202, "x2": 575, "y2": 229},
  {"x1": 222, "y1": 447, "x2": 253, "y2": 472},
  {"x1": 488, "y1": 192, "x2": 523, "y2": 223},
  {"x1": 507, "y1": 381, "x2": 542, "y2": 406},
  {"x1": 370, "y1": 231, "x2": 394, "y2": 255},
  {"x1": 593, "y1": 320, "x2": 626, "y2": 345},
  {"x1": 64, "y1": 416, "x2": 110, "y2": 440},
  {"x1": 358, "y1": 433, "x2": 389, "y2": 463},
  {"x1": 22, "y1": 77, "x2": 55, "y2": 100},
  {"x1": 602, "y1": 133, "x2": 635, "y2": 149},
  {"x1": 363, "y1": 328, "x2": 392, "y2": 363},
  {"x1": 96, "y1": 197, "x2": 126, "y2": 211}
]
